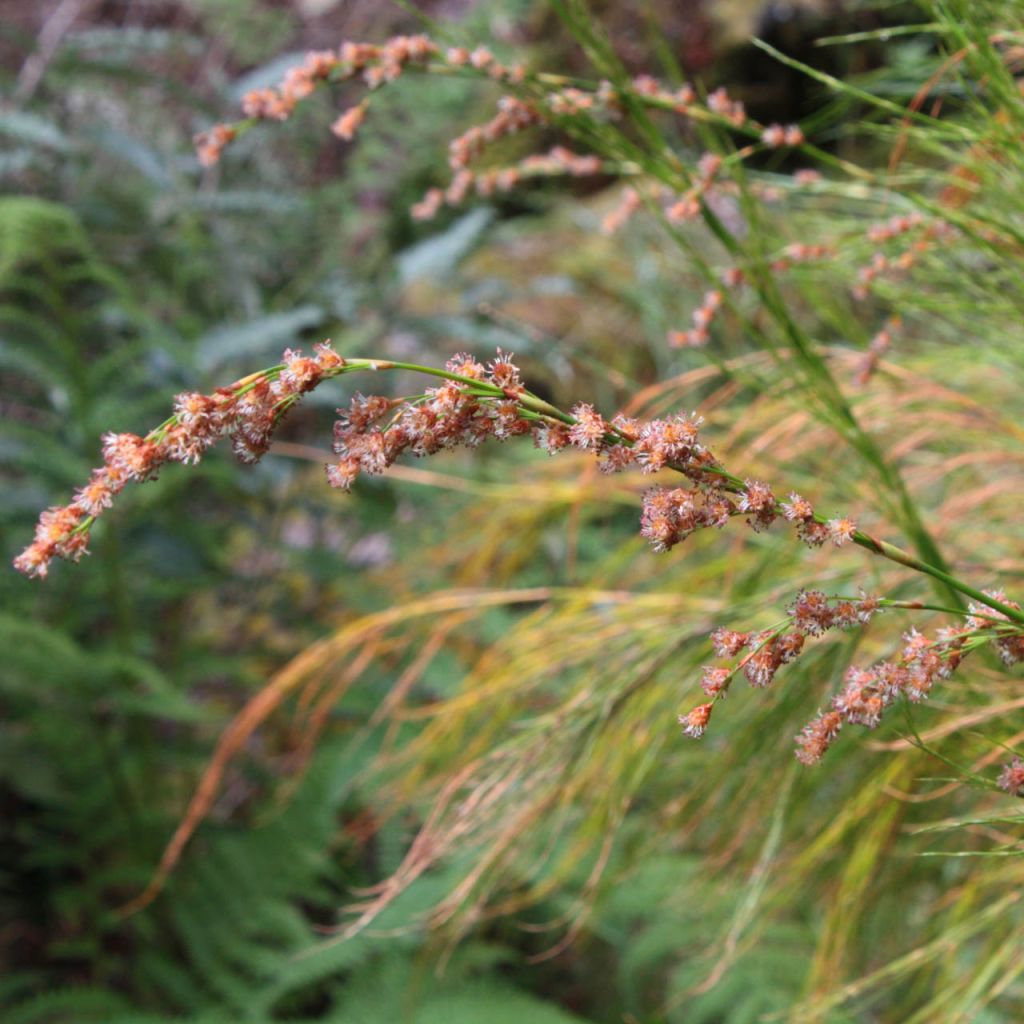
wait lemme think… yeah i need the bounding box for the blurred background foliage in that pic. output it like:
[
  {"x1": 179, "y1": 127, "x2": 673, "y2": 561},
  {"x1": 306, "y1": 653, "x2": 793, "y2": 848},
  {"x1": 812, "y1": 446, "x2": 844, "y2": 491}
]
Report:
[{"x1": 2, "y1": 0, "x2": 1023, "y2": 1021}]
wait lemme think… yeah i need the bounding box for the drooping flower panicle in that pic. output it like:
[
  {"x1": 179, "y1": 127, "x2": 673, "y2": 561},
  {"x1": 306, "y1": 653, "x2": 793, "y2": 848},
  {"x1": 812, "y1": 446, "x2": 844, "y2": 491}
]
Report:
[
  {"x1": 14, "y1": 343, "x2": 348, "y2": 578},
  {"x1": 682, "y1": 584, "x2": 1024, "y2": 767}
]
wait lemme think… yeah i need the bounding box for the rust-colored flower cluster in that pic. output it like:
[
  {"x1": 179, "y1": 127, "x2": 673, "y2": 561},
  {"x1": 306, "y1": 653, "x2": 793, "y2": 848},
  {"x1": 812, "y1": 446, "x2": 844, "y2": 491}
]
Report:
[
  {"x1": 852, "y1": 217, "x2": 956, "y2": 301},
  {"x1": 331, "y1": 101, "x2": 368, "y2": 141},
  {"x1": 967, "y1": 591, "x2": 1024, "y2": 667},
  {"x1": 795, "y1": 622, "x2": 970, "y2": 764},
  {"x1": 998, "y1": 757, "x2": 1024, "y2": 797},
  {"x1": 639, "y1": 486, "x2": 735, "y2": 552},
  {"x1": 760, "y1": 123, "x2": 805, "y2": 148},
  {"x1": 601, "y1": 186, "x2": 642, "y2": 235},
  {"x1": 194, "y1": 35, "x2": 531, "y2": 169},
  {"x1": 443, "y1": 44, "x2": 527, "y2": 84},
  {"x1": 781, "y1": 493, "x2": 856, "y2": 548},
  {"x1": 866, "y1": 212, "x2": 926, "y2": 245},
  {"x1": 191, "y1": 30, "x2": 817, "y2": 251},
  {"x1": 412, "y1": 146, "x2": 604, "y2": 221},
  {"x1": 240, "y1": 49, "x2": 340, "y2": 121},
  {"x1": 682, "y1": 592, "x2": 885, "y2": 758},
  {"x1": 706, "y1": 87, "x2": 747, "y2": 126},
  {"x1": 416, "y1": 75, "x2": 748, "y2": 227},
  {"x1": 632, "y1": 457, "x2": 856, "y2": 554},
  {"x1": 17, "y1": 340, "x2": 862, "y2": 587},
  {"x1": 708, "y1": 591, "x2": 876, "y2": 690},
  {"x1": 196, "y1": 36, "x2": 438, "y2": 165},
  {"x1": 326, "y1": 352, "x2": 531, "y2": 490},
  {"x1": 663, "y1": 152, "x2": 723, "y2": 224},
  {"x1": 14, "y1": 343, "x2": 346, "y2": 579},
  {"x1": 668, "y1": 289, "x2": 723, "y2": 349},
  {"x1": 855, "y1": 314, "x2": 903, "y2": 386},
  {"x1": 196, "y1": 43, "x2": 371, "y2": 163},
  {"x1": 446, "y1": 96, "x2": 539, "y2": 171},
  {"x1": 680, "y1": 584, "x2": 1024, "y2": 766},
  {"x1": 776, "y1": 242, "x2": 834, "y2": 270}
]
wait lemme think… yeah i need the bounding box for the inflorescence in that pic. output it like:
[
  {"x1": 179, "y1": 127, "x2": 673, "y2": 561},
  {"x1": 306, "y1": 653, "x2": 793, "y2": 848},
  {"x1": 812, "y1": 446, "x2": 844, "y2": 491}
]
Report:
[
  {"x1": 17, "y1": 341, "x2": 1023, "y2": 783},
  {"x1": 681, "y1": 589, "x2": 1024, "y2": 770},
  {"x1": 13, "y1": 345, "x2": 857, "y2": 582},
  {"x1": 192, "y1": 33, "x2": 940, "y2": 372},
  {"x1": 20, "y1": 34, "x2": 1024, "y2": 787}
]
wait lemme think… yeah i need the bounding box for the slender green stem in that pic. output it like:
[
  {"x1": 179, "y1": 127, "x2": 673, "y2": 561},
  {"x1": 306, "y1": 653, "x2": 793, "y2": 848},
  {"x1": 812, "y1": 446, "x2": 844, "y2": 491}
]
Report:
[
  {"x1": 827, "y1": 596, "x2": 1009, "y2": 621},
  {"x1": 341, "y1": 359, "x2": 503, "y2": 393},
  {"x1": 851, "y1": 531, "x2": 1024, "y2": 625},
  {"x1": 519, "y1": 392, "x2": 577, "y2": 423}
]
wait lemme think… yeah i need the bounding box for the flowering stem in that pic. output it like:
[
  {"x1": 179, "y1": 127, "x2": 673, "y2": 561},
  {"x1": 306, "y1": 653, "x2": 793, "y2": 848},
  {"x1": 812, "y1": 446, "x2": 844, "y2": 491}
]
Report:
[
  {"x1": 19, "y1": 349, "x2": 1024, "y2": 632},
  {"x1": 827, "y1": 597, "x2": 1008, "y2": 621},
  {"x1": 349, "y1": 359, "x2": 1023, "y2": 625},
  {"x1": 851, "y1": 532, "x2": 1024, "y2": 626},
  {"x1": 343, "y1": 358, "x2": 1023, "y2": 626}
]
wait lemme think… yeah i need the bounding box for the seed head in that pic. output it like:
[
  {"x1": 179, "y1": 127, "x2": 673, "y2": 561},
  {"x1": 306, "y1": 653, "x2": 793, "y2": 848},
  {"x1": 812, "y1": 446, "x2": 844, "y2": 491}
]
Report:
[
  {"x1": 738, "y1": 480, "x2": 777, "y2": 533},
  {"x1": 795, "y1": 711, "x2": 843, "y2": 766},
  {"x1": 679, "y1": 702, "x2": 714, "y2": 739},
  {"x1": 568, "y1": 403, "x2": 608, "y2": 451},
  {"x1": 827, "y1": 516, "x2": 857, "y2": 546},
  {"x1": 700, "y1": 665, "x2": 731, "y2": 698},
  {"x1": 997, "y1": 757, "x2": 1024, "y2": 797},
  {"x1": 711, "y1": 628, "x2": 749, "y2": 658},
  {"x1": 789, "y1": 589, "x2": 834, "y2": 636},
  {"x1": 331, "y1": 101, "x2": 369, "y2": 141}
]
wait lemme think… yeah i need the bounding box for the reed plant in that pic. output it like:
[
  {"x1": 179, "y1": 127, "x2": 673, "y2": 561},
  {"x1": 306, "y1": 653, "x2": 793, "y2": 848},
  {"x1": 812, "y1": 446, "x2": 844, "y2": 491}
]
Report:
[{"x1": 12, "y1": 1, "x2": 1024, "y2": 1019}]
